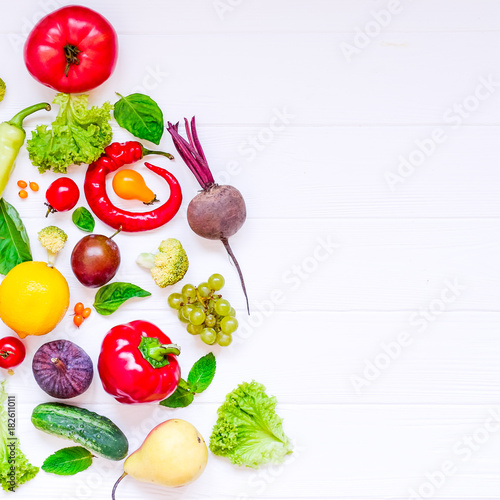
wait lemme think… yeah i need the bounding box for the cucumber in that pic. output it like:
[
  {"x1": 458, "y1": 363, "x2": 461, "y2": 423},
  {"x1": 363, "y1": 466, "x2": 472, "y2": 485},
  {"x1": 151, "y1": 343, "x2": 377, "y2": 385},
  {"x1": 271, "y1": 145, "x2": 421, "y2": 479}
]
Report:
[{"x1": 31, "y1": 402, "x2": 128, "y2": 461}]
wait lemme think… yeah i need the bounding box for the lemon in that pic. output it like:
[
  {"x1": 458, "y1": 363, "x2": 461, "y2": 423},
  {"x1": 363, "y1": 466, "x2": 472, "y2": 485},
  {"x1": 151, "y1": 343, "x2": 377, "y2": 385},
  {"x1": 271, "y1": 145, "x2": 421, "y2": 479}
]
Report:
[{"x1": 0, "y1": 261, "x2": 70, "y2": 338}]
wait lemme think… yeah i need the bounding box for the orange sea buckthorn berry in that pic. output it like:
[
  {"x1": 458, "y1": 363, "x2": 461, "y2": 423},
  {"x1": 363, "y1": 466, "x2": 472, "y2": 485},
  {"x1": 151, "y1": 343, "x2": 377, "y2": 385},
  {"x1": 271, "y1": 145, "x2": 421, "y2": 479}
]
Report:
[
  {"x1": 18, "y1": 190, "x2": 28, "y2": 199},
  {"x1": 73, "y1": 315, "x2": 83, "y2": 327},
  {"x1": 82, "y1": 307, "x2": 91, "y2": 319},
  {"x1": 17, "y1": 180, "x2": 27, "y2": 189},
  {"x1": 74, "y1": 302, "x2": 84, "y2": 315},
  {"x1": 29, "y1": 182, "x2": 39, "y2": 192}
]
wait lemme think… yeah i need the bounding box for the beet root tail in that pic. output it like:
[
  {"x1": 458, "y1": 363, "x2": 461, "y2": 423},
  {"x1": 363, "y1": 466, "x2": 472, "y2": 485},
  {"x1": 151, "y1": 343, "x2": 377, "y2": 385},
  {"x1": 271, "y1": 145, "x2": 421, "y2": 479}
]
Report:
[{"x1": 220, "y1": 237, "x2": 250, "y2": 315}]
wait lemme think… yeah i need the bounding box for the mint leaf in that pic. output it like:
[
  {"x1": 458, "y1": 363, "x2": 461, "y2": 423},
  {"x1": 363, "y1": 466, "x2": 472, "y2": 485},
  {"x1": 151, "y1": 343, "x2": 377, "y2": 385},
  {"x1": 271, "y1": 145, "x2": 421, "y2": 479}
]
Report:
[
  {"x1": 188, "y1": 352, "x2": 216, "y2": 394},
  {"x1": 42, "y1": 447, "x2": 92, "y2": 476},
  {"x1": 114, "y1": 93, "x2": 164, "y2": 145},
  {"x1": 94, "y1": 282, "x2": 151, "y2": 315},
  {"x1": 0, "y1": 199, "x2": 32, "y2": 275},
  {"x1": 72, "y1": 207, "x2": 95, "y2": 232},
  {"x1": 160, "y1": 354, "x2": 216, "y2": 408},
  {"x1": 159, "y1": 383, "x2": 194, "y2": 408}
]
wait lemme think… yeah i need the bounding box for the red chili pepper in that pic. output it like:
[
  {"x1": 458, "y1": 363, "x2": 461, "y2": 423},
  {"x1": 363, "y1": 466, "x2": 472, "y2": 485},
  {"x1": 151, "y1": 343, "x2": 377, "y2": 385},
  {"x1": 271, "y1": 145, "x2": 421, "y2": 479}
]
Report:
[
  {"x1": 97, "y1": 320, "x2": 181, "y2": 404},
  {"x1": 84, "y1": 141, "x2": 182, "y2": 232}
]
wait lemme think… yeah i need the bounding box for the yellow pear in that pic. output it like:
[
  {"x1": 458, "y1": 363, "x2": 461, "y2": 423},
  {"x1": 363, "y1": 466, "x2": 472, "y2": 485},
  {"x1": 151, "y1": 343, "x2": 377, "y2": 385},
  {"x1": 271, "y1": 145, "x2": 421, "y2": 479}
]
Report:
[{"x1": 112, "y1": 419, "x2": 208, "y2": 498}]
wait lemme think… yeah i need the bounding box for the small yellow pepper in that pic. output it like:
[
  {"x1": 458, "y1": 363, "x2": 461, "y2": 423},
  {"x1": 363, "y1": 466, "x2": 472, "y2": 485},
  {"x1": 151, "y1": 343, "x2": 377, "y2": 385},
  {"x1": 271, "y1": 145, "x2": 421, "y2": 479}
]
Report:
[{"x1": 0, "y1": 102, "x2": 50, "y2": 197}]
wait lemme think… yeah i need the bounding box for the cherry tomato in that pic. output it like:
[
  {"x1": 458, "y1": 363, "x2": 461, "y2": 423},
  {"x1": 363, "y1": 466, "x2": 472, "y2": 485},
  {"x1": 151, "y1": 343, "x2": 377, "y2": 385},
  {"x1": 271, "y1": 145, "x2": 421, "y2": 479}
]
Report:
[
  {"x1": 45, "y1": 178, "x2": 80, "y2": 216},
  {"x1": 112, "y1": 169, "x2": 157, "y2": 204},
  {"x1": 0, "y1": 336, "x2": 26, "y2": 369},
  {"x1": 24, "y1": 6, "x2": 118, "y2": 93}
]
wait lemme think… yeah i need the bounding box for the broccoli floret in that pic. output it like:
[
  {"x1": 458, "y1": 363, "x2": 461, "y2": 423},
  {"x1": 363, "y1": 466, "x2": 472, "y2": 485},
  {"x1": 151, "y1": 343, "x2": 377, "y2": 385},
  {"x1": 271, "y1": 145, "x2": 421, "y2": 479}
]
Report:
[
  {"x1": 38, "y1": 226, "x2": 67, "y2": 267},
  {"x1": 136, "y1": 238, "x2": 189, "y2": 288}
]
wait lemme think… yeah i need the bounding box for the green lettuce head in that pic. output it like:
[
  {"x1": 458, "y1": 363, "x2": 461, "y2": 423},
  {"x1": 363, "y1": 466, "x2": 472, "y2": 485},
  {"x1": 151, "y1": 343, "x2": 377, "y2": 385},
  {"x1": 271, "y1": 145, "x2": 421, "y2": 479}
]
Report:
[{"x1": 209, "y1": 380, "x2": 292, "y2": 468}]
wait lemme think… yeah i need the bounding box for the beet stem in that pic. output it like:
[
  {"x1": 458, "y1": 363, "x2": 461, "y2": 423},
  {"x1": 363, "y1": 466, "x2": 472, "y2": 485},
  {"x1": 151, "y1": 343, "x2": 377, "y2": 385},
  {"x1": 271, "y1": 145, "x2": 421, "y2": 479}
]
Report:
[
  {"x1": 221, "y1": 237, "x2": 250, "y2": 314},
  {"x1": 188, "y1": 117, "x2": 214, "y2": 185},
  {"x1": 183, "y1": 118, "x2": 212, "y2": 187},
  {"x1": 167, "y1": 122, "x2": 207, "y2": 188},
  {"x1": 167, "y1": 119, "x2": 215, "y2": 189},
  {"x1": 190, "y1": 116, "x2": 208, "y2": 164},
  {"x1": 184, "y1": 117, "x2": 195, "y2": 152}
]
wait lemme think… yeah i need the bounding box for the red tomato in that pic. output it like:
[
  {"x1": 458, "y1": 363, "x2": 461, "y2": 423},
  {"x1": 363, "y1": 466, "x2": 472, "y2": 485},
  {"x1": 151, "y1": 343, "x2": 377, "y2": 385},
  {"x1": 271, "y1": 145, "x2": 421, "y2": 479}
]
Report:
[
  {"x1": 45, "y1": 177, "x2": 80, "y2": 215},
  {"x1": 24, "y1": 6, "x2": 118, "y2": 93},
  {"x1": 0, "y1": 336, "x2": 26, "y2": 369}
]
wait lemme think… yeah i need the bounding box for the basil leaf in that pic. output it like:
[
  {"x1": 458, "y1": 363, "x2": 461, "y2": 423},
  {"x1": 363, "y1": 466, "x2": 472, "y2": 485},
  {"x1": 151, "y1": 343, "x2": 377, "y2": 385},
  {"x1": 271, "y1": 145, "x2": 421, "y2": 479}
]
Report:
[
  {"x1": 42, "y1": 447, "x2": 93, "y2": 476},
  {"x1": 114, "y1": 93, "x2": 164, "y2": 145},
  {"x1": 159, "y1": 382, "x2": 194, "y2": 408},
  {"x1": 72, "y1": 207, "x2": 95, "y2": 232},
  {"x1": 187, "y1": 353, "x2": 216, "y2": 394},
  {"x1": 0, "y1": 199, "x2": 32, "y2": 275},
  {"x1": 93, "y1": 282, "x2": 151, "y2": 315},
  {"x1": 0, "y1": 78, "x2": 5, "y2": 102}
]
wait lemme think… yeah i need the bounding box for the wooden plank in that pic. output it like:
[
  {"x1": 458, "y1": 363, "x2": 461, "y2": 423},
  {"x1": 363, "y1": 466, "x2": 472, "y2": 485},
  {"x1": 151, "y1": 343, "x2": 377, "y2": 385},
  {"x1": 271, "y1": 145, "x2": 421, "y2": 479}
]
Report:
[
  {"x1": 3, "y1": 32, "x2": 500, "y2": 126},
  {"x1": 12, "y1": 402, "x2": 500, "y2": 498},
  {"x1": 0, "y1": 217, "x2": 497, "y2": 313},
  {"x1": 3, "y1": 124, "x2": 500, "y2": 220},
  {"x1": 15, "y1": 218, "x2": 496, "y2": 313},
  {"x1": 9, "y1": 312, "x2": 500, "y2": 405},
  {"x1": 2, "y1": 0, "x2": 500, "y2": 36}
]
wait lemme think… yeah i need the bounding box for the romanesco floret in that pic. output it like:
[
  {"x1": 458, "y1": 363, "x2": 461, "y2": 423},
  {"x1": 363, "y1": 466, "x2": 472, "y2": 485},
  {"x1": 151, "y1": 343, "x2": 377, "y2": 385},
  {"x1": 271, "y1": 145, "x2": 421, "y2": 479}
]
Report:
[
  {"x1": 38, "y1": 226, "x2": 67, "y2": 266},
  {"x1": 136, "y1": 238, "x2": 188, "y2": 288}
]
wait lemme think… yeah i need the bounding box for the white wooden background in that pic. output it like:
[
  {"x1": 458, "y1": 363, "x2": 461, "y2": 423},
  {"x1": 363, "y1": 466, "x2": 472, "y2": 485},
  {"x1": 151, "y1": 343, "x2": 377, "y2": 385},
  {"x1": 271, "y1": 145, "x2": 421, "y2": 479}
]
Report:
[{"x1": 1, "y1": 1, "x2": 500, "y2": 499}]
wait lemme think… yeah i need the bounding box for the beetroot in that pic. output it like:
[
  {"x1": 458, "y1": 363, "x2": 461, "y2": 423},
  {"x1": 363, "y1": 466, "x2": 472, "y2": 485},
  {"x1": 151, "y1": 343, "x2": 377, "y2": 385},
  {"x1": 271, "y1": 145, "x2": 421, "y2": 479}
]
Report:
[{"x1": 167, "y1": 118, "x2": 249, "y2": 312}]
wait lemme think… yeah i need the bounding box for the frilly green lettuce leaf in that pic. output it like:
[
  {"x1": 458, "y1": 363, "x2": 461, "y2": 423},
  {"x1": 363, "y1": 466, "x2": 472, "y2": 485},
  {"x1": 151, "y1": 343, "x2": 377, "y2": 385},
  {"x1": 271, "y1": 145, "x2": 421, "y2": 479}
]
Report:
[
  {"x1": 27, "y1": 93, "x2": 112, "y2": 174},
  {"x1": 209, "y1": 380, "x2": 292, "y2": 468}
]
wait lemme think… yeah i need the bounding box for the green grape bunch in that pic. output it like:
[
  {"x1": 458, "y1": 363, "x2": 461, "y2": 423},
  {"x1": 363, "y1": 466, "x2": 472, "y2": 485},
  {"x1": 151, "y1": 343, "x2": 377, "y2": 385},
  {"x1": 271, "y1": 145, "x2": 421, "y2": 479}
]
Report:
[{"x1": 168, "y1": 274, "x2": 238, "y2": 346}]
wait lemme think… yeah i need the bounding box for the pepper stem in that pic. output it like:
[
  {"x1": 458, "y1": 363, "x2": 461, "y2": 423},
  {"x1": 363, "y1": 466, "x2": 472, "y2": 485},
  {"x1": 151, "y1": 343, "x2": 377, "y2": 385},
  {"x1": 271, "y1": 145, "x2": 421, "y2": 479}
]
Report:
[
  {"x1": 148, "y1": 344, "x2": 181, "y2": 361},
  {"x1": 141, "y1": 146, "x2": 174, "y2": 161},
  {"x1": 138, "y1": 336, "x2": 181, "y2": 369},
  {"x1": 7, "y1": 102, "x2": 51, "y2": 130}
]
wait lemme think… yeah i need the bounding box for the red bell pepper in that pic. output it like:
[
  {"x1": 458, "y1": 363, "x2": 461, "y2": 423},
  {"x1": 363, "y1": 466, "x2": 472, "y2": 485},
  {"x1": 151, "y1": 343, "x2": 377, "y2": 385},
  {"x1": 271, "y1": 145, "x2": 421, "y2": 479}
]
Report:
[{"x1": 97, "y1": 320, "x2": 181, "y2": 404}]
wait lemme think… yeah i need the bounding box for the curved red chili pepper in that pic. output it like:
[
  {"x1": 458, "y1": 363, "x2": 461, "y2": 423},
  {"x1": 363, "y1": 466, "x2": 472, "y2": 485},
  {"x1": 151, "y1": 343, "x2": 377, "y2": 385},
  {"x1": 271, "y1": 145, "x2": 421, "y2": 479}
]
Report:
[{"x1": 84, "y1": 142, "x2": 182, "y2": 232}]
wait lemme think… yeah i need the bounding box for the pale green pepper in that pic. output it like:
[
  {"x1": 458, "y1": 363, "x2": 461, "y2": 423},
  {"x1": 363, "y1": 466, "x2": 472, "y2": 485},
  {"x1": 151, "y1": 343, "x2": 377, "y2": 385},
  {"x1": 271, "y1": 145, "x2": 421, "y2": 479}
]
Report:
[{"x1": 0, "y1": 102, "x2": 50, "y2": 197}]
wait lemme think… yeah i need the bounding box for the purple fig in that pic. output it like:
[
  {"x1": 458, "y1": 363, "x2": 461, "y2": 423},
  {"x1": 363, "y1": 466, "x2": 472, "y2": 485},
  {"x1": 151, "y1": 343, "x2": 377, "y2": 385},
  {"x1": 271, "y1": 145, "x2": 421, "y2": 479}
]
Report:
[{"x1": 32, "y1": 340, "x2": 93, "y2": 399}]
